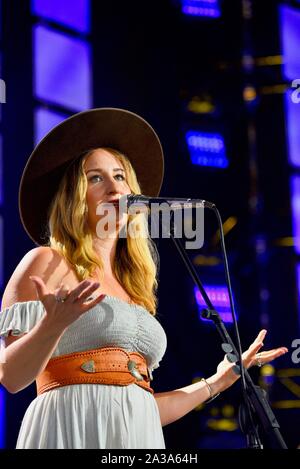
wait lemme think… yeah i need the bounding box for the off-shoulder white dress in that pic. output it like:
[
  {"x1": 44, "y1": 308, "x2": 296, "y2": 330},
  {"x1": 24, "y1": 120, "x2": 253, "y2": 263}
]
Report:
[{"x1": 0, "y1": 296, "x2": 167, "y2": 449}]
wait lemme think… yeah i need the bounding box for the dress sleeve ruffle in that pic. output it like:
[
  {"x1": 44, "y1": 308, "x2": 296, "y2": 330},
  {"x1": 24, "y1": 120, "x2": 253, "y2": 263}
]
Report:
[{"x1": 0, "y1": 301, "x2": 45, "y2": 338}]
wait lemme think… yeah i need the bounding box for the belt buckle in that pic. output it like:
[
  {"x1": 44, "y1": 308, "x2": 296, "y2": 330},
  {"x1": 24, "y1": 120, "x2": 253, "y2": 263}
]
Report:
[
  {"x1": 127, "y1": 360, "x2": 143, "y2": 381},
  {"x1": 81, "y1": 360, "x2": 96, "y2": 373}
]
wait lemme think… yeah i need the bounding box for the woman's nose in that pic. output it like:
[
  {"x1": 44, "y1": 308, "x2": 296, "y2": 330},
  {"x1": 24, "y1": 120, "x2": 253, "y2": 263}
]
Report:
[{"x1": 106, "y1": 177, "x2": 122, "y2": 193}]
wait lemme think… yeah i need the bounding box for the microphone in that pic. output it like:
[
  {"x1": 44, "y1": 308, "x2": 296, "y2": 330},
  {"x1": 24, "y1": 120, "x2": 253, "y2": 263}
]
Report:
[{"x1": 119, "y1": 194, "x2": 215, "y2": 211}]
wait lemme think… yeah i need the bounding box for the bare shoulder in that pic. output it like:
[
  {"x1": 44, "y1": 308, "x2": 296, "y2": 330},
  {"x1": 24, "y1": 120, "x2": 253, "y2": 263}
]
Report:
[{"x1": 2, "y1": 246, "x2": 70, "y2": 308}]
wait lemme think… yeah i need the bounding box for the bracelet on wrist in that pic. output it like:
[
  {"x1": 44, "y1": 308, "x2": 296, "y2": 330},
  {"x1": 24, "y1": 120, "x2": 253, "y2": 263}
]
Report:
[{"x1": 201, "y1": 378, "x2": 220, "y2": 403}]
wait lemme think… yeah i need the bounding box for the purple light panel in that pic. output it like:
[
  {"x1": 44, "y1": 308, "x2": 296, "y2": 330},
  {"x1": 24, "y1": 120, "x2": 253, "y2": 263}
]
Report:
[
  {"x1": 0, "y1": 52, "x2": 3, "y2": 116},
  {"x1": 0, "y1": 385, "x2": 5, "y2": 448},
  {"x1": 296, "y1": 263, "x2": 300, "y2": 326},
  {"x1": 284, "y1": 90, "x2": 300, "y2": 168},
  {"x1": 34, "y1": 25, "x2": 92, "y2": 111},
  {"x1": 186, "y1": 130, "x2": 228, "y2": 168},
  {"x1": 290, "y1": 175, "x2": 300, "y2": 254},
  {"x1": 34, "y1": 108, "x2": 69, "y2": 145},
  {"x1": 0, "y1": 216, "x2": 3, "y2": 290},
  {"x1": 182, "y1": 0, "x2": 221, "y2": 18},
  {"x1": 0, "y1": 135, "x2": 3, "y2": 205},
  {"x1": 31, "y1": 0, "x2": 90, "y2": 34},
  {"x1": 279, "y1": 5, "x2": 300, "y2": 81},
  {"x1": 0, "y1": 0, "x2": 4, "y2": 447},
  {"x1": 194, "y1": 285, "x2": 234, "y2": 323}
]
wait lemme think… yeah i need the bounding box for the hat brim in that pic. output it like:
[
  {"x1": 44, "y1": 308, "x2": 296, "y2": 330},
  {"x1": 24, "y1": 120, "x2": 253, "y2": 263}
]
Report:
[{"x1": 19, "y1": 108, "x2": 164, "y2": 245}]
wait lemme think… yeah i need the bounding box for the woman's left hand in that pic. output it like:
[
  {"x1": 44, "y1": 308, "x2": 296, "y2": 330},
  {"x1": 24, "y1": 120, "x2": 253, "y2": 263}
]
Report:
[
  {"x1": 240, "y1": 329, "x2": 288, "y2": 369},
  {"x1": 210, "y1": 330, "x2": 288, "y2": 394}
]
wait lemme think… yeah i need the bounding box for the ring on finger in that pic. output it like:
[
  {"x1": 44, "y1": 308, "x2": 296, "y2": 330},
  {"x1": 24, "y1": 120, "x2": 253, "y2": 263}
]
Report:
[
  {"x1": 256, "y1": 353, "x2": 263, "y2": 367},
  {"x1": 55, "y1": 295, "x2": 68, "y2": 303}
]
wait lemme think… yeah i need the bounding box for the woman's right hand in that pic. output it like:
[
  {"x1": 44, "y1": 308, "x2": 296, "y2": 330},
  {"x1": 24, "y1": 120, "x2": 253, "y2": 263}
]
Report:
[{"x1": 29, "y1": 275, "x2": 105, "y2": 334}]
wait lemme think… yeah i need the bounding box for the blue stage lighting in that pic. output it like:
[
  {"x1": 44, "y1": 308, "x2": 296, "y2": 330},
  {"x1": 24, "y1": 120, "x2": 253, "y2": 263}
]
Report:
[
  {"x1": 34, "y1": 25, "x2": 92, "y2": 112},
  {"x1": 181, "y1": 0, "x2": 221, "y2": 18},
  {"x1": 279, "y1": 5, "x2": 300, "y2": 81},
  {"x1": 194, "y1": 285, "x2": 234, "y2": 323},
  {"x1": 296, "y1": 263, "x2": 300, "y2": 324},
  {"x1": 186, "y1": 130, "x2": 228, "y2": 168},
  {"x1": 34, "y1": 108, "x2": 68, "y2": 145},
  {"x1": 0, "y1": 216, "x2": 3, "y2": 290},
  {"x1": 0, "y1": 386, "x2": 5, "y2": 448},
  {"x1": 0, "y1": 136, "x2": 3, "y2": 206},
  {"x1": 290, "y1": 175, "x2": 300, "y2": 254},
  {"x1": 284, "y1": 90, "x2": 300, "y2": 168},
  {"x1": 32, "y1": 0, "x2": 90, "y2": 34}
]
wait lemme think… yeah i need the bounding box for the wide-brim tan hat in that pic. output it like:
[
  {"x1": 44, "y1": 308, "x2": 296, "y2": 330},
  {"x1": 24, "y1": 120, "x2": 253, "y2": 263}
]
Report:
[{"x1": 19, "y1": 107, "x2": 164, "y2": 245}]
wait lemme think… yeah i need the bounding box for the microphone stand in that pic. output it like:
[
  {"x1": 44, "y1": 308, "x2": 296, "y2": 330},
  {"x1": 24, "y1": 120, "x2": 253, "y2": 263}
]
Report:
[{"x1": 166, "y1": 213, "x2": 287, "y2": 449}]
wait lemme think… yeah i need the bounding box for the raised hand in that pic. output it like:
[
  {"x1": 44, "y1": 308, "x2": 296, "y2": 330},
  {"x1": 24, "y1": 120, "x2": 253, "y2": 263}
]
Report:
[
  {"x1": 241, "y1": 329, "x2": 288, "y2": 369},
  {"x1": 29, "y1": 275, "x2": 105, "y2": 334},
  {"x1": 210, "y1": 330, "x2": 288, "y2": 395}
]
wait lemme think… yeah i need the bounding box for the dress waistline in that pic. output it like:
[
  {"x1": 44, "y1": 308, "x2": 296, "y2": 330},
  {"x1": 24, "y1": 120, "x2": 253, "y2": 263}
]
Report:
[{"x1": 36, "y1": 346, "x2": 154, "y2": 395}]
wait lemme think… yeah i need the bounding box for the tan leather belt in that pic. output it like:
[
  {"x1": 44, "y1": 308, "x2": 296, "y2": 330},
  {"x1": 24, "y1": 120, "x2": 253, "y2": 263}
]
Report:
[{"x1": 36, "y1": 347, "x2": 154, "y2": 395}]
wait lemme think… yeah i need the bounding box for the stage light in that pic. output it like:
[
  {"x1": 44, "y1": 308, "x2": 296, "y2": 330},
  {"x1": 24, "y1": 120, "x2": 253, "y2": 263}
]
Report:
[
  {"x1": 34, "y1": 25, "x2": 92, "y2": 111},
  {"x1": 194, "y1": 285, "x2": 235, "y2": 323},
  {"x1": 0, "y1": 385, "x2": 5, "y2": 448},
  {"x1": 181, "y1": 0, "x2": 221, "y2": 18},
  {"x1": 289, "y1": 177, "x2": 300, "y2": 324},
  {"x1": 296, "y1": 263, "x2": 300, "y2": 324},
  {"x1": 185, "y1": 130, "x2": 228, "y2": 168},
  {"x1": 284, "y1": 90, "x2": 300, "y2": 168},
  {"x1": 0, "y1": 216, "x2": 3, "y2": 290},
  {"x1": 31, "y1": 0, "x2": 90, "y2": 34},
  {"x1": 243, "y1": 86, "x2": 257, "y2": 102},
  {"x1": 0, "y1": 136, "x2": 2, "y2": 206},
  {"x1": 279, "y1": 5, "x2": 300, "y2": 81},
  {"x1": 187, "y1": 96, "x2": 215, "y2": 114},
  {"x1": 34, "y1": 108, "x2": 68, "y2": 145},
  {"x1": 290, "y1": 175, "x2": 300, "y2": 254}
]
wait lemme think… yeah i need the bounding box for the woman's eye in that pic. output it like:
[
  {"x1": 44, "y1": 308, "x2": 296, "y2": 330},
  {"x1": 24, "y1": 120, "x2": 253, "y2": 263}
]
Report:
[
  {"x1": 89, "y1": 175, "x2": 102, "y2": 183},
  {"x1": 115, "y1": 174, "x2": 125, "y2": 181},
  {"x1": 88, "y1": 174, "x2": 125, "y2": 183}
]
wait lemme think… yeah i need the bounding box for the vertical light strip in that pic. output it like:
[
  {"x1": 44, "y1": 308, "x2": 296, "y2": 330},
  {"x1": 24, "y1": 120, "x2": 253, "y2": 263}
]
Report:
[
  {"x1": 0, "y1": 0, "x2": 5, "y2": 448},
  {"x1": 280, "y1": 5, "x2": 300, "y2": 327},
  {"x1": 0, "y1": 385, "x2": 5, "y2": 449},
  {"x1": 284, "y1": 90, "x2": 300, "y2": 168},
  {"x1": 32, "y1": 0, "x2": 92, "y2": 141},
  {"x1": 290, "y1": 175, "x2": 300, "y2": 255},
  {"x1": 279, "y1": 5, "x2": 300, "y2": 81},
  {"x1": 0, "y1": 215, "x2": 3, "y2": 291},
  {"x1": 34, "y1": 25, "x2": 92, "y2": 111},
  {"x1": 0, "y1": 135, "x2": 3, "y2": 205},
  {"x1": 0, "y1": 192, "x2": 4, "y2": 451},
  {"x1": 296, "y1": 263, "x2": 300, "y2": 322}
]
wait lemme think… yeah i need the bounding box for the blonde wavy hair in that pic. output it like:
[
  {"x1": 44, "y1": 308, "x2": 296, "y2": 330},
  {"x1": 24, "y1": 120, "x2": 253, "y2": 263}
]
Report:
[{"x1": 47, "y1": 148, "x2": 159, "y2": 315}]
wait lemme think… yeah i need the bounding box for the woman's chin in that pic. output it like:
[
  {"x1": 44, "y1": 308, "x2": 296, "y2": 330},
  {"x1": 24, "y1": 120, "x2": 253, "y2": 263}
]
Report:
[{"x1": 95, "y1": 217, "x2": 128, "y2": 239}]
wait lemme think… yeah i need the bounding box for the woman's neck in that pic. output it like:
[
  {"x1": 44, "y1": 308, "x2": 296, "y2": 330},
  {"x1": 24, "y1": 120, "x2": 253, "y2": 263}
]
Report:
[{"x1": 92, "y1": 236, "x2": 117, "y2": 277}]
